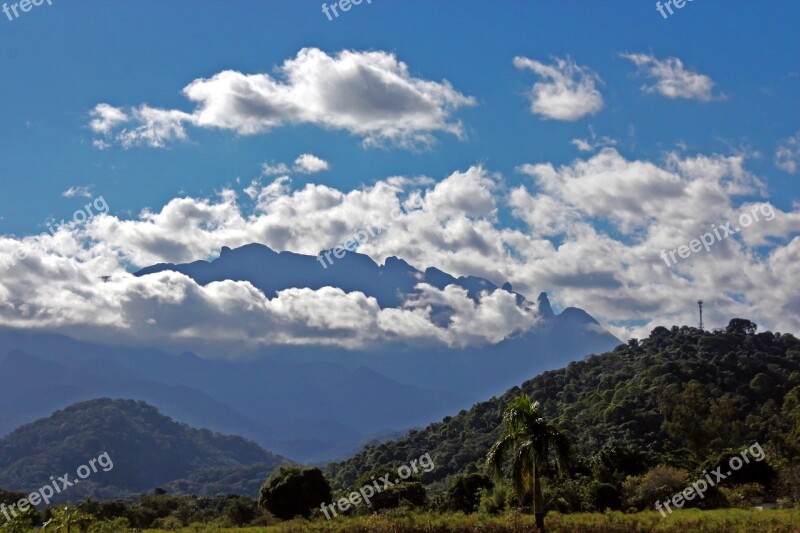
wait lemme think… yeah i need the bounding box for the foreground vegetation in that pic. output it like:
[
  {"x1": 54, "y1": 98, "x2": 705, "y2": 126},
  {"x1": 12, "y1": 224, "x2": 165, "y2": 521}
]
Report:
[{"x1": 137, "y1": 510, "x2": 799, "y2": 532}]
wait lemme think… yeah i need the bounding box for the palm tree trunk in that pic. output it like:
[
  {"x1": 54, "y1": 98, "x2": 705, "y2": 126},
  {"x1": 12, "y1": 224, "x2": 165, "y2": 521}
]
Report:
[{"x1": 533, "y1": 466, "x2": 545, "y2": 532}]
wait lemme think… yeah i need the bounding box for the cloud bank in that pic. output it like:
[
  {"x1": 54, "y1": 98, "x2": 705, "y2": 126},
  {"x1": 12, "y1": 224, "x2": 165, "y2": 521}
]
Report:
[{"x1": 2, "y1": 150, "x2": 799, "y2": 353}]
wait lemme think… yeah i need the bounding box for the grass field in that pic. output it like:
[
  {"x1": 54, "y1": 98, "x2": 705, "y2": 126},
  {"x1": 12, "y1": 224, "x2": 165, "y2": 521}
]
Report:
[{"x1": 141, "y1": 509, "x2": 800, "y2": 533}]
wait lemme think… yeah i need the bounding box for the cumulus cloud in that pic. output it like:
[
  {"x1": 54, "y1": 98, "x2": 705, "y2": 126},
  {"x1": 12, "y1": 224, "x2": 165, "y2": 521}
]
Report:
[
  {"x1": 89, "y1": 48, "x2": 475, "y2": 150},
  {"x1": 2, "y1": 153, "x2": 800, "y2": 352},
  {"x1": 261, "y1": 154, "x2": 329, "y2": 177},
  {"x1": 293, "y1": 153, "x2": 329, "y2": 174},
  {"x1": 775, "y1": 132, "x2": 800, "y2": 174},
  {"x1": 261, "y1": 162, "x2": 291, "y2": 176},
  {"x1": 621, "y1": 53, "x2": 719, "y2": 101},
  {"x1": 89, "y1": 104, "x2": 128, "y2": 135},
  {"x1": 513, "y1": 56, "x2": 604, "y2": 121},
  {"x1": 62, "y1": 186, "x2": 93, "y2": 199}
]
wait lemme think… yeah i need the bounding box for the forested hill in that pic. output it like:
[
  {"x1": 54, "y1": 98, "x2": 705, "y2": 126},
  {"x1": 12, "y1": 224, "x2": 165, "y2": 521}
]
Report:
[
  {"x1": 0, "y1": 399, "x2": 288, "y2": 501},
  {"x1": 326, "y1": 320, "x2": 800, "y2": 498}
]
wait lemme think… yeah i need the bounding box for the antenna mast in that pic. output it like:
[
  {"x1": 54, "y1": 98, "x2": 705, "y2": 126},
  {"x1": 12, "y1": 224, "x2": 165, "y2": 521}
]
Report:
[{"x1": 697, "y1": 300, "x2": 704, "y2": 330}]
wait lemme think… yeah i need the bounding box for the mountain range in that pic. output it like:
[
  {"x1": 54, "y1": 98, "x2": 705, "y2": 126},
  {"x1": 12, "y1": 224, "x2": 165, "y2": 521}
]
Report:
[
  {"x1": 0, "y1": 243, "x2": 619, "y2": 463},
  {"x1": 3, "y1": 321, "x2": 794, "y2": 508}
]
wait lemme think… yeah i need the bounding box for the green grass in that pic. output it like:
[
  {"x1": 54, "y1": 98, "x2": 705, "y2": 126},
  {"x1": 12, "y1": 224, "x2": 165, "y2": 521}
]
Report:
[{"x1": 141, "y1": 509, "x2": 800, "y2": 533}]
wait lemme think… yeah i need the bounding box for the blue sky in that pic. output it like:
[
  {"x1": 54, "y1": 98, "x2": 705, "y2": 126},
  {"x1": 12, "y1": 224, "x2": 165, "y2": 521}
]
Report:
[
  {"x1": 1, "y1": 0, "x2": 797, "y2": 234},
  {"x1": 0, "y1": 0, "x2": 798, "y2": 347}
]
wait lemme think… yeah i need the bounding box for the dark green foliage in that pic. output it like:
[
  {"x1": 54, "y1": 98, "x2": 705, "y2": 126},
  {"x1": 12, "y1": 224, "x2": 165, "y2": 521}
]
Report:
[
  {"x1": 347, "y1": 468, "x2": 427, "y2": 512},
  {"x1": 0, "y1": 399, "x2": 288, "y2": 501},
  {"x1": 72, "y1": 490, "x2": 271, "y2": 529},
  {"x1": 368, "y1": 482, "x2": 427, "y2": 512},
  {"x1": 621, "y1": 466, "x2": 689, "y2": 510},
  {"x1": 698, "y1": 448, "x2": 776, "y2": 489},
  {"x1": 259, "y1": 466, "x2": 332, "y2": 520},
  {"x1": 446, "y1": 473, "x2": 493, "y2": 513},
  {"x1": 584, "y1": 481, "x2": 621, "y2": 511},
  {"x1": 222, "y1": 495, "x2": 262, "y2": 526},
  {"x1": 0, "y1": 489, "x2": 26, "y2": 507},
  {"x1": 326, "y1": 321, "x2": 800, "y2": 509},
  {"x1": 727, "y1": 318, "x2": 757, "y2": 335}
]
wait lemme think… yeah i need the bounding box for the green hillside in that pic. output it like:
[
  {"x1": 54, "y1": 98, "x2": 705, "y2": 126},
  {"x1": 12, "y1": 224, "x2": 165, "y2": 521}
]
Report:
[
  {"x1": 0, "y1": 398, "x2": 288, "y2": 501},
  {"x1": 326, "y1": 320, "x2": 800, "y2": 509}
]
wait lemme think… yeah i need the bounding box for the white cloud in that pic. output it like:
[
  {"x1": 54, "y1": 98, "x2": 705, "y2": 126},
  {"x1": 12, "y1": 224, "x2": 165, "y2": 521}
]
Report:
[
  {"x1": 90, "y1": 48, "x2": 475, "y2": 150},
  {"x1": 62, "y1": 186, "x2": 93, "y2": 199},
  {"x1": 261, "y1": 162, "x2": 291, "y2": 176},
  {"x1": 571, "y1": 127, "x2": 617, "y2": 152},
  {"x1": 89, "y1": 104, "x2": 128, "y2": 135},
  {"x1": 513, "y1": 56, "x2": 604, "y2": 121},
  {"x1": 116, "y1": 106, "x2": 193, "y2": 148},
  {"x1": 293, "y1": 153, "x2": 329, "y2": 174},
  {"x1": 2, "y1": 153, "x2": 800, "y2": 352},
  {"x1": 775, "y1": 132, "x2": 800, "y2": 174},
  {"x1": 621, "y1": 53, "x2": 718, "y2": 101},
  {"x1": 261, "y1": 154, "x2": 330, "y2": 177}
]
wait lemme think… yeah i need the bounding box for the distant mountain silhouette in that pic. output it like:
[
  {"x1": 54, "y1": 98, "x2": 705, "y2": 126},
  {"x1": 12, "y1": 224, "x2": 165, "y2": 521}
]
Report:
[
  {"x1": 0, "y1": 342, "x2": 467, "y2": 464},
  {"x1": 136, "y1": 243, "x2": 513, "y2": 308},
  {"x1": 0, "y1": 399, "x2": 287, "y2": 501},
  {"x1": 0, "y1": 245, "x2": 620, "y2": 463},
  {"x1": 133, "y1": 244, "x2": 620, "y2": 400}
]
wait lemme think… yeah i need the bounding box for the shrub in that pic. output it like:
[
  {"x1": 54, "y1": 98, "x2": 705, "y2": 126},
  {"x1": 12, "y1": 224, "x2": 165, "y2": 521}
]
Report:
[
  {"x1": 622, "y1": 466, "x2": 688, "y2": 510},
  {"x1": 259, "y1": 466, "x2": 332, "y2": 520},
  {"x1": 584, "y1": 481, "x2": 622, "y2": 511},
  {"x1": 446, "y1": 473, "x2": 493, "y2": 513}
]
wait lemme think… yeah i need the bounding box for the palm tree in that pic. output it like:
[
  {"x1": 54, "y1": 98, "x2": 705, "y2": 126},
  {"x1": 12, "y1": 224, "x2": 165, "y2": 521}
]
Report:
[{"x1": 486, "y1": 394, "x2": 571, "y2": 532}]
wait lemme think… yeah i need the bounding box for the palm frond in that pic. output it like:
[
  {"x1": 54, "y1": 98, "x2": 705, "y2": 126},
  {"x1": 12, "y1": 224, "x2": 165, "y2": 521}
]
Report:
[
  {"x1": 485, "y1": 433, "x2": 515, "y2": 479},
  {"x1": 511, "y1": 439, "x2": 534, "y2": 496}
]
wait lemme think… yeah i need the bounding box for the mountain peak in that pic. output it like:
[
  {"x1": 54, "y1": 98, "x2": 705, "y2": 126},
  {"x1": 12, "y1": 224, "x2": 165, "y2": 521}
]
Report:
[{"x1": 537, "y1": 292, "x2": 555, "y2": 319}]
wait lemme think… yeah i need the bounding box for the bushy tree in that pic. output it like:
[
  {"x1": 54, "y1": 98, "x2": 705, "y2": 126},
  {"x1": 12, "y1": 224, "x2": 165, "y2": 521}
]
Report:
[
  {"x1": 727, "y1": 318, "x2": 757, "y2": 335},
  {"x1": 352, "y1": 469, "x2": 427, "y2": 512},
  {"x1": 446, "y1": 473, "x2": 492, "y2": 513},
  {"x1": 259, "y1": 466, "x2": 331, "y2": 520},
  {"x1": 622, "y1": 466, "x2": 688, "y2": 511},
  {"x1": 222, "y1": 495, "x2": 261, "y2": 526},
  {"x1": 583, "y1": 481, "x2": 621, "y2": 511}
]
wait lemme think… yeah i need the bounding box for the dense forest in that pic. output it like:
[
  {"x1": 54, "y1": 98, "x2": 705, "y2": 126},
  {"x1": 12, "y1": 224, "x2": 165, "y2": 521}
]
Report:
[{"x1": 326, "y1": 319, "x2": 800, "y2": 512}]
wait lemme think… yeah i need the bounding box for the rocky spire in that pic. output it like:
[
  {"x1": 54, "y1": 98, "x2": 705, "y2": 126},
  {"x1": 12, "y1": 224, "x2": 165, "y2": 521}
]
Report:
[{"x1": 537, "y1": 292, "x2": 555, "y2": 319}]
